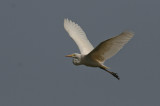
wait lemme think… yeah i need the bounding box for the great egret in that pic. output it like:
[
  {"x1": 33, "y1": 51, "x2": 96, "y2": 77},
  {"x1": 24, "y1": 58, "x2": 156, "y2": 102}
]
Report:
[{"x1": 64, "y1": 19, "x2": 134, "y2": 80}]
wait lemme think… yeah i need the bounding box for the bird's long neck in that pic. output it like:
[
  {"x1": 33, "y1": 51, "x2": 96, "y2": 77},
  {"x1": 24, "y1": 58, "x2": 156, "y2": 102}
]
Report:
[{"x1": 78, "y1": 54, "x2": 86, "y2": 64}]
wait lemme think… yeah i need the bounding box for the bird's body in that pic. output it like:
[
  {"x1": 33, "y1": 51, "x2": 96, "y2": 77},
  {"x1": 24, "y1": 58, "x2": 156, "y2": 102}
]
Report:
[
  {"x1": 64, "y1": 19, "x2": 134, "y2": 80},
  {"x1": 79, "y1": 54, "x2": 101, "y2": 67}
]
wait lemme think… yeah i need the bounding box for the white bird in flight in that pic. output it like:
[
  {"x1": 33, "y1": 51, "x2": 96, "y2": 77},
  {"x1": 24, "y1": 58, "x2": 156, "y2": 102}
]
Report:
[{"x1": 64, "y1": 19, "x2": 134, "y2": 80}]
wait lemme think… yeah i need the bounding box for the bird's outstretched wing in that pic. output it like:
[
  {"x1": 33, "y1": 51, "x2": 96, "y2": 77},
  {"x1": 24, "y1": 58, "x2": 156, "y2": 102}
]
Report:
[
  {"x1": 64, "y1": 19, "x2": 94, "y2": 55},
  {"x1": 87, "y1": 31, "x2": 134, "y2": 63}
]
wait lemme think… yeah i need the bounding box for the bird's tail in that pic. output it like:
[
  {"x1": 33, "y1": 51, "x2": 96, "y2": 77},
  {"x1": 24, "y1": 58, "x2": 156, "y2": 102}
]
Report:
[{"x1": 100, "y1": 66, "x2": 120, "y2": 80}]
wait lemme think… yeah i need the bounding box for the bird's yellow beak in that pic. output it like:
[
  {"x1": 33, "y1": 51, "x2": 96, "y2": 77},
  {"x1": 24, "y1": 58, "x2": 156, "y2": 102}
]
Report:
[{"x1": 65, "y1": 54, "x2": 74, "y2": 57}]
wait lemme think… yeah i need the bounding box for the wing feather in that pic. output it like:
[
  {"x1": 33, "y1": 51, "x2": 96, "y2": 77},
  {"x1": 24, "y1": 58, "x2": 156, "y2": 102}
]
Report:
[
  {"x1": 64, "y1": 19, "x2": 94, "y2": 54},
  {"x1": 87, "y1": 31, "x2": 134, "y2": 63}
]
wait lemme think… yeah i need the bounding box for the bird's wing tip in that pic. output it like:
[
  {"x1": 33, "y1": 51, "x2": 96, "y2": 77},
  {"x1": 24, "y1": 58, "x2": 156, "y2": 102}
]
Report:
[
  {"x1": 121, "y1": 30, "x2": 134, "y2": 38},
  {"x1": 123, "y1": 30, "x2": 134, "y2": 35},
  {"x1": 64, "y1": 18, "x2": 69, "y2": 23}
]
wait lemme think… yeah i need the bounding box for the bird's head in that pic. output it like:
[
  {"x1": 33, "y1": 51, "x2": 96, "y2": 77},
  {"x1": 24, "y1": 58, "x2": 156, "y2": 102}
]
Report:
[{"x1": 65, "y1": 53, "x2": 83, "y2": 65}]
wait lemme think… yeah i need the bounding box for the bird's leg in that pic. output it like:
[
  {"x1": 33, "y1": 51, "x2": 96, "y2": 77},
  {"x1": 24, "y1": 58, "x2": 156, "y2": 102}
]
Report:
[
  {"x1": 106, "y1": 70, "x2": 120, "y2": 80},
  {"x1": 100, "y1": 66, "x2": 120, "y2": 80}
]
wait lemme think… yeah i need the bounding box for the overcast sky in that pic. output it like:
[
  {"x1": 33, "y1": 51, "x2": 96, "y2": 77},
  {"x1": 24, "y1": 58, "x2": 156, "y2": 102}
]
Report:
[{"x1": 0, "y1": 0, "x2": 160, "y2": 106}]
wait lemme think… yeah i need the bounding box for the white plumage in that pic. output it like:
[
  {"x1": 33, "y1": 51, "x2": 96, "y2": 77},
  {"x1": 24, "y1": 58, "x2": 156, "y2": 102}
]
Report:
[
  {"x1": 64, "y1": 18, "x2": 134, "y2": 80},
  {"x1": 64, "y1": 19, "x2": 94, "y2": 55}
]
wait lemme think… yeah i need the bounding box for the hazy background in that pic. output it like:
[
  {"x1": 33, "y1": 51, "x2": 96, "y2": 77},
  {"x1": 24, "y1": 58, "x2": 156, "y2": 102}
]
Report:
[{"x1": 0, "y1": 0, "x2": 160, "y2": 106}]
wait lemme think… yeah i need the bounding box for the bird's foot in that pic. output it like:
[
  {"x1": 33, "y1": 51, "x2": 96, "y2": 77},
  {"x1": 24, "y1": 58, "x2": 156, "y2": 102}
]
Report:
[
  {"x1": 100, "y1": 67, "x2": 120, "y2": 80},
  {"x1": 110, "y1": 72, "x2": 120, "y2": 80}
]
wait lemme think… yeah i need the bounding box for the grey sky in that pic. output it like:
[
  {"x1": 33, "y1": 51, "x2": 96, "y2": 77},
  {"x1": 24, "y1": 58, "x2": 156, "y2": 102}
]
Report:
[{"x1": 0, "y1": 0, "x2": 160, "y2": 106}]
